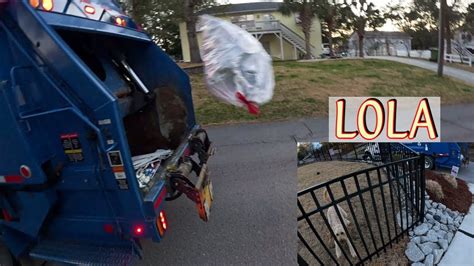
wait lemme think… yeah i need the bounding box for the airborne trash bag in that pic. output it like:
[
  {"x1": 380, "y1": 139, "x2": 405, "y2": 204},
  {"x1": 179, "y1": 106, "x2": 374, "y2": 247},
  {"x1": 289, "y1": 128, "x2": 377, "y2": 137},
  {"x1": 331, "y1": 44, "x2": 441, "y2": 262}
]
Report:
[{"x1": 199, "y1": 15, "x2": 275, "y2": 115}]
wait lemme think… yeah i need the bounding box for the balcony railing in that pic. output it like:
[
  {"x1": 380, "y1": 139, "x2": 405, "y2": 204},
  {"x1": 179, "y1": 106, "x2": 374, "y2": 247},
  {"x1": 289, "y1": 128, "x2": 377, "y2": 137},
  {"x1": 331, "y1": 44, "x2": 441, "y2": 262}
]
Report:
[{"x1": 232, "y1": 20, "x2": 281, "y2": 32}]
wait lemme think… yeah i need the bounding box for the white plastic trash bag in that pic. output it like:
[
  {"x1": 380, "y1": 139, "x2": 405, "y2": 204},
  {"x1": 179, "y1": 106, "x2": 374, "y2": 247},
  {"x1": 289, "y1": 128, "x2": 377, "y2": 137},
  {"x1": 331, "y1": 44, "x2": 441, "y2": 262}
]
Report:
[{"x1": 199, "y1": 15, "x2": 275, "y2": 115}]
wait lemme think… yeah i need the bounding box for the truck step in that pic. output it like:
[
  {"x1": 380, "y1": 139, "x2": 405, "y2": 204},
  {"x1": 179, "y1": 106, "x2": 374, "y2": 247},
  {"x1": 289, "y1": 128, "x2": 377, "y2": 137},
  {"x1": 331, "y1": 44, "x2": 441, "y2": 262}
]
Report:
[{"x1": 29, "y1": 240, "x2": 138, "y2": 265}]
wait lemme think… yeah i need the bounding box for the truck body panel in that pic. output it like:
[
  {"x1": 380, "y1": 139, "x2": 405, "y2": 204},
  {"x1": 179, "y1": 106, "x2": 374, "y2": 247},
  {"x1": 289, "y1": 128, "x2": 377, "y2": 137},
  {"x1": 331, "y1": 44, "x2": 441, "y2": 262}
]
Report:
[{"x1": 0, "y1": 1, "x2": 212, "y2": 263}]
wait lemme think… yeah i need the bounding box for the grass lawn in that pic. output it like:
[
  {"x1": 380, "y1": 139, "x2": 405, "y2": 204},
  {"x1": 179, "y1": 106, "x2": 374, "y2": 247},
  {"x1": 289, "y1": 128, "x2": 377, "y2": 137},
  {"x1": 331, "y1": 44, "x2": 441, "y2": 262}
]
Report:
[{"x1": 191, "y1": 59, "x2": 474, "y2": 125}]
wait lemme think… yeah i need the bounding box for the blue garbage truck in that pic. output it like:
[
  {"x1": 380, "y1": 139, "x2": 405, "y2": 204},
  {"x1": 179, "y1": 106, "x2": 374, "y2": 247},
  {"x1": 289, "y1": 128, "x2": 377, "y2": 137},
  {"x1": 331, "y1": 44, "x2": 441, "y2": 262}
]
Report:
[
  {"x1": 364, "y1": 143, "x2": 465, "y2": 170},
  {"x1": 0, "y1": 0, "x2": 214, "y2": 264},
  {"x1": 403, "y1": 143, "x2": 465, "y2": 170}
]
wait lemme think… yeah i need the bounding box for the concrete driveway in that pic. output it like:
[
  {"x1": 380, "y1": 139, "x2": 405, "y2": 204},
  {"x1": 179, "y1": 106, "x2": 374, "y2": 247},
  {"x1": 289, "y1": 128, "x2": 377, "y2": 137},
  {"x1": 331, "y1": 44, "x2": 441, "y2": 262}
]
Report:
[{"x1": 371, "y1": 56, "x2": 474, "y2": 86}]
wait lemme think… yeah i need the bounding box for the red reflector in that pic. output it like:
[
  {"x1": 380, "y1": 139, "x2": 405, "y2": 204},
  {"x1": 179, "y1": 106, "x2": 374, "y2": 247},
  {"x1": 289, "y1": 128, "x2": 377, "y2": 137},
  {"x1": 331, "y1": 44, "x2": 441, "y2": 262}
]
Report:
[
  {"x1": 84, "y1": 5, "x2": 95, "y2": 14},
  {"x1": 20, "y1": 165, "x2": 31, "y2": 178},
  {"x1": 103, "y1": 224, "x2": 114, "y2": 234}
]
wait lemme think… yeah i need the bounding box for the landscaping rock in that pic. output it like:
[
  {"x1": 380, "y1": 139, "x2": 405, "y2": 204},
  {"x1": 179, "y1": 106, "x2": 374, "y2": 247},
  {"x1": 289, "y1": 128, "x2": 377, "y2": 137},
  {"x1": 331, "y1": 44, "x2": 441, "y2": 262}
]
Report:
[
  {"x1": 424, "y1": 254, "x2": 434, "y2": 266},
  {"x1": 438, "y1": 239, "x2": 448, "y2": 251},
  {"x1": 422, "y1": 230, "x2": 439, "y2": 243},
  {"x1": 405, "y1": 242, "x2": 425, "y2": 263},
  {"x1": 404, "y1": 200, "x2": 464, "y2": 265},
  {"x1": 420, "y1": 244, "x2": 433, "y2": 256},
  {"x1": 440, "y1": 216, "x2": 448, "y2": 225},
  {"x1": 419, "y1": 242, "x2": 440, "y2": 251},
  {"x1": 440, "y1": 224, "x2": 448, "y2": 231},
  {"x1": 446, "y1": 209, "x2": 455, "y2": 218},
  {"x1": 445, "y1": 232, "x2": 454, "y2": 243},
  {"x1": 433, "y1": 249, "x2": 443, "y2": 264},
  {"x1": 428, "y1": 208, "x2": 436, "y2": 215},
  {"x1": 447, "y1": 216, "x2": 453, "y2": 225},
  {"x1": 413, "y1": 236, "x2": 421, "y2": 244},
  {"x1": 436, "y1": 230, "x2": 446, "y2": 240},
  {"x1": 412, "y1": 263, "x2": 424, "y2": 266},
  {"x1": 414, "y1": 224, "x2": 431, "y2": 236},
  {"x1": 425, "y1": 213, "x2": 434, "y2": 221}
]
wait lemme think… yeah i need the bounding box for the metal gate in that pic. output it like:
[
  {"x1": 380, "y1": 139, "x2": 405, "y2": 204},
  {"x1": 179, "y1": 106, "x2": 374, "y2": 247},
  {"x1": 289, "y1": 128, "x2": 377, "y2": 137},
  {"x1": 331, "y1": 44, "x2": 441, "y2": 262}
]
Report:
[
  {"x1": 299, "y1": 143, "x2": 421, "y2": 165},
  {"x1": 297, "y1": 155, "x2": 426, "y2": 265}
]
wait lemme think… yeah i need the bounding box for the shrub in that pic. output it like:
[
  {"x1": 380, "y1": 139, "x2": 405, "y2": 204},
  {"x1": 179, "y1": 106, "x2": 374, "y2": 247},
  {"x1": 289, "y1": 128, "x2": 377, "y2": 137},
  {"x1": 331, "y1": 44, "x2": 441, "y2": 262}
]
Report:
[
  {"x1": 442, "y1": 173, "x2": 458, "y2": 189},
  {"x1": 426, "y1": 180, "x2": 444, "y2": 200}
]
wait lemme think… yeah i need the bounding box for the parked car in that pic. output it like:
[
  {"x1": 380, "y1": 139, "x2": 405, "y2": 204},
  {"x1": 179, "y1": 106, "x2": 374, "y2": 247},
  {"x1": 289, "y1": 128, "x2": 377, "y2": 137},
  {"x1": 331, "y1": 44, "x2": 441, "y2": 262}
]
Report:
[{"x1": 322, "y1": 43, "x2": 331, "y2": 56}]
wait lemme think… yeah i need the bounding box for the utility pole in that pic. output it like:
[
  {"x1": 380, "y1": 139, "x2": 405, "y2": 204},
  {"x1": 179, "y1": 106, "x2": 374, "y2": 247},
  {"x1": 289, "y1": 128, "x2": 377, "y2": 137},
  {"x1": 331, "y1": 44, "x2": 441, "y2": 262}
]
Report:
[{"x1": 437, "y1": 0, "x2": 446, "y2": 77}]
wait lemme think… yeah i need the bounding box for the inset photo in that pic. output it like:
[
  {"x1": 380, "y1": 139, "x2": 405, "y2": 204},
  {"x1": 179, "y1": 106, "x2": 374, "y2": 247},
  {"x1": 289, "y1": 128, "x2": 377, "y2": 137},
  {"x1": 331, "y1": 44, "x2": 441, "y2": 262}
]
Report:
[{"x1": 297, "y1": 143, "x2": 473, "y2": 265}]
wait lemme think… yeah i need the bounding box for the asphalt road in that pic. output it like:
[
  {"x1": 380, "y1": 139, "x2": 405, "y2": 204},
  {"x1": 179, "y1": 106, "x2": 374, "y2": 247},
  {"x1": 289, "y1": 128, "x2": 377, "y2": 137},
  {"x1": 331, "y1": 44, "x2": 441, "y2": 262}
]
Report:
[{"x1": 139, "y1": 121, "x2": 325, "y2": 265}]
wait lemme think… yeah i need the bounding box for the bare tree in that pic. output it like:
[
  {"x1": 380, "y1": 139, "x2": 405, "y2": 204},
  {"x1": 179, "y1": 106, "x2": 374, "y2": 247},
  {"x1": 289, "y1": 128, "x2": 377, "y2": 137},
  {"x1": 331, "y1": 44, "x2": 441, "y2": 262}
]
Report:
[{"x1": 341, "y1": 0, "x2": 385, "y2": 58}]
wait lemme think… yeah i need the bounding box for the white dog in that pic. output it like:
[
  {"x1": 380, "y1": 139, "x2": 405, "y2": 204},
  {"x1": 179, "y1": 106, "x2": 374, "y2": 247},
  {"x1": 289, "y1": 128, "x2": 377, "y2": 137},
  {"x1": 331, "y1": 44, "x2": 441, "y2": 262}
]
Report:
[{"x1": 324, "y1": 189, "x2": 357, "y2": 259}]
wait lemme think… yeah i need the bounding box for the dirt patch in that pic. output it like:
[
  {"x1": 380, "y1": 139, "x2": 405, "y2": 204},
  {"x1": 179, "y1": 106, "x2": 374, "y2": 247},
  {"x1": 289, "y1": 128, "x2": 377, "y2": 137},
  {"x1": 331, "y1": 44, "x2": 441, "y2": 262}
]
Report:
[
  {"x1": 367, "y1": 236, "x2": 409, "y2": 266},
  {"x1": 298, "y1": 161, "x2": 412, "y2": 265},
  {"x1": 425, "y1": 170, "x2": 472, "y2": 214}
]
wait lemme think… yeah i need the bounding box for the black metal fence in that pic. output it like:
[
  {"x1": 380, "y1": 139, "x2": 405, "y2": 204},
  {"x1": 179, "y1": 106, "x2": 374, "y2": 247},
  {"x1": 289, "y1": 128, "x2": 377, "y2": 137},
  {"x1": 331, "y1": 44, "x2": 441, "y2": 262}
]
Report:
[
  {"x1": 297, "y1": 155, "x2": 426, "y2": 265},
  {"x1": 299, "y1": 143, "x2": 420, "y2": 166}
]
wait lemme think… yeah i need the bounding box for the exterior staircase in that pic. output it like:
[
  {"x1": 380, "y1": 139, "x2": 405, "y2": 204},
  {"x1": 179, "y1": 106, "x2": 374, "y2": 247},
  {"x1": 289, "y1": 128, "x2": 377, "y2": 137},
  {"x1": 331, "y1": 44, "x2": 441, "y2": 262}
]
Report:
[
  {"x1": 236, "y1": 20, "x2": 316, "y2": 58},
  {"x1": 446, "y1": 40, "x2": 474, "y2": 66},
  {"x1": 279, "y1": 23, "x2": 315, "y2": 57}
]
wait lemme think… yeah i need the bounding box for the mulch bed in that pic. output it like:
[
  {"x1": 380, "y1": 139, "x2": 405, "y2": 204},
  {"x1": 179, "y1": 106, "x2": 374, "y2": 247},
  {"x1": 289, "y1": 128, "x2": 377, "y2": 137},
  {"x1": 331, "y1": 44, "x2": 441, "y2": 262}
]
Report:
[{"x1": 425, "y1": 170, "x2": 472, "y2": 214}]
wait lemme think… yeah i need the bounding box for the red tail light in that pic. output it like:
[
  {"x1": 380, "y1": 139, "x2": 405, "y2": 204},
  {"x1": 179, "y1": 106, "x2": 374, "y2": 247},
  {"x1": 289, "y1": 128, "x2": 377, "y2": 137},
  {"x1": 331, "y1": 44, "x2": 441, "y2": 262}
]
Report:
[
  {"x1": 42, "y1": 0, "x2": 53, "y2": 11},
  {"x1": 29, "y1": 0, "x2": 40, "y2": 8},
  {"x1": 133, "y1": 225, "x2": 144, "y2": 237},
  {"x1": 103, "y1": 224, "x2": 114, "y2": 234}
]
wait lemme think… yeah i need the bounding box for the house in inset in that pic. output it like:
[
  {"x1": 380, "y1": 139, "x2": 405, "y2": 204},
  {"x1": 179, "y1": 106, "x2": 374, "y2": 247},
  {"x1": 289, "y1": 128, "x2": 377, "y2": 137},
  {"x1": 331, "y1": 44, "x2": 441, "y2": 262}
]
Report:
[
  {"x1": 348, "y1": 31, "x2": 412, "y2": 57},
  {"x1": 178, "y1": 2, "x2": 323, "y2": 62}
]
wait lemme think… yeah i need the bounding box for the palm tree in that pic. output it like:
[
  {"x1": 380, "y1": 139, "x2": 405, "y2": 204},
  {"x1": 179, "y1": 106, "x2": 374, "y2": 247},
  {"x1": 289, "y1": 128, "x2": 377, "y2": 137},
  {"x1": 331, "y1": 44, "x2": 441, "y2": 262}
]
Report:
[
  {"x1": 315, "y1": 0, "x2": 344, "y2": 57},
  {"x1": 341, "y1": 0, "x2": 385, "y2": 58},
  {"x1": 280, "y1": 0, "x2": 318, "y2": 59}
]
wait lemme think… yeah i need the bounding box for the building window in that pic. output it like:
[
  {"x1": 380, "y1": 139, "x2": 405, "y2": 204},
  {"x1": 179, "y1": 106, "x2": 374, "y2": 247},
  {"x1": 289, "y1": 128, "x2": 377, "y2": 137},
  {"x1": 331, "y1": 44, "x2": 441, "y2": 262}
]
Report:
[
  {"x1": 262, "y1": 14, "x2": 275, "y2": 21},
  {"x1": 231, "y1": 15, "x2": 255, "y2": 22}
]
